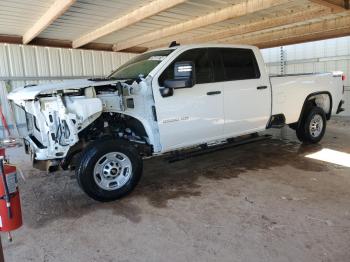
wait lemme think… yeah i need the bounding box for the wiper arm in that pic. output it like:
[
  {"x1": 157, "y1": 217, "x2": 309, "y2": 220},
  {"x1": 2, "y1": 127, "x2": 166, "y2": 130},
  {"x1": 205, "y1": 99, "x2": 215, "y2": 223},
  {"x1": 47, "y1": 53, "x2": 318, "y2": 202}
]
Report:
[
  {"x1": 89, "y1": 77, "x2": 122, "y2": 81},
  {"x1": 88, "y1": 77, "x2": 109, "y2": 81}
]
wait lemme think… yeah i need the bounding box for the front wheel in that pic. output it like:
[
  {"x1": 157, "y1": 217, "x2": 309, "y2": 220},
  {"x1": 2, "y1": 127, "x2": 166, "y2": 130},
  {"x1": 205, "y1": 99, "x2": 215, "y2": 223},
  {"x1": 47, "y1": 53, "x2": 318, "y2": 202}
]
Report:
[
  {"x1": 76, "y1": 139, "x2": 143, "y2": 202},
  {"x1": 296, "y1": 106, "x2": 326, "y2": 144}
]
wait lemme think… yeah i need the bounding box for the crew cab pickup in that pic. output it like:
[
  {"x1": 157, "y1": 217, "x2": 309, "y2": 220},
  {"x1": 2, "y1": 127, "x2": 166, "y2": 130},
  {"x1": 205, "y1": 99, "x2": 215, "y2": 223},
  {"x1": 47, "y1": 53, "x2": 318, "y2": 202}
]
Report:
[{"x1": 8, "y1": 44, "x2": 345, "y2": 201}]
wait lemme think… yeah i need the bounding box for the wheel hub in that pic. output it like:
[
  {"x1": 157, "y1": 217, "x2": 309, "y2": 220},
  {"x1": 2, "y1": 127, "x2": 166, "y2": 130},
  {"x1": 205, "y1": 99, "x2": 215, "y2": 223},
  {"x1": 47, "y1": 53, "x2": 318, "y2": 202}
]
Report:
[
  {"x1": 93, "y1": 152, "x2": 132, "y2": 191},
  {"x1": 103, "y1": 162, "x2": 121, "y2": 178},
  {"x1": 309, "y1": 114, "x2": 323, "y2": 138}
]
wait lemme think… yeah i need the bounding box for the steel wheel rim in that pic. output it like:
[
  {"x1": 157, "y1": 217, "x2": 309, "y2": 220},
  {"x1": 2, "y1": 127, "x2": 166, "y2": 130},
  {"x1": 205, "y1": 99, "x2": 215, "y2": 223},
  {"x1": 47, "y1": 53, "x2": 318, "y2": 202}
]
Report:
[
  {"x1": 309, "y1": 114, "x2": 323, "y2": 138},
  {"x1": 93, "y1": 152, "x2": 132, "y2": 191}
]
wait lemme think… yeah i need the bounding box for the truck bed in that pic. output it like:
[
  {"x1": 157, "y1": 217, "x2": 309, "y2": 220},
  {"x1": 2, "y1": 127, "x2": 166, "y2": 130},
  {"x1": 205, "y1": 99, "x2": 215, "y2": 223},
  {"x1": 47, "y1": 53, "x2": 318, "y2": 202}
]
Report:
[{"x1": 270, "y1": 72, "x2": 344, "y2": 124}]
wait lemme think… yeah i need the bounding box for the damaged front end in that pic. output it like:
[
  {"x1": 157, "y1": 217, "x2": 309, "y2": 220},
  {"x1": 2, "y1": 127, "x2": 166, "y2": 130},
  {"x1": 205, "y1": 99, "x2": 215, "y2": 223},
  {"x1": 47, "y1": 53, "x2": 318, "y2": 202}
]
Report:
[
  {"x1": 8, "y1": 79, "x2": 127, "y2": 170},
  {"x1": 22, "y1": 89, "x2": 103, "y2": 159}
]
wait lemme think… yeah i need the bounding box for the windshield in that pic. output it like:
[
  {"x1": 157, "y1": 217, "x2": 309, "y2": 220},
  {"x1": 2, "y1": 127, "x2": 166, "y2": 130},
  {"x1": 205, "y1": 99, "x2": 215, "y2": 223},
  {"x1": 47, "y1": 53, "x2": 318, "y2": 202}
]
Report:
[{"x1": 108, "y1": 49, "x2": 174, "y2": 80}]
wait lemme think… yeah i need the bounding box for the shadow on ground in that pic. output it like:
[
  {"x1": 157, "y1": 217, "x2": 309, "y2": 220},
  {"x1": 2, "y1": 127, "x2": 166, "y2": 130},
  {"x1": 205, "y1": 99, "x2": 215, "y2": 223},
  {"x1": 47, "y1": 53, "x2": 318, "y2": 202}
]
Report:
[{"x1": 21, "y1": 138, "x2": 327, "y2": 228}]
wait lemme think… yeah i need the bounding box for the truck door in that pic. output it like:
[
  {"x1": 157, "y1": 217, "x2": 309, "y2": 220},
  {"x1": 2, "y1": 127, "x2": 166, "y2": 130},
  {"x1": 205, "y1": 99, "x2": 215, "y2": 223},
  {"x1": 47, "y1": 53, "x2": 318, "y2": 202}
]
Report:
[
  {"x1": 209, "y1": 48, "x2": 271, "y2": 137},
  {"x1": 153, "y1": 48, "x2": 224, "y2": 152}
]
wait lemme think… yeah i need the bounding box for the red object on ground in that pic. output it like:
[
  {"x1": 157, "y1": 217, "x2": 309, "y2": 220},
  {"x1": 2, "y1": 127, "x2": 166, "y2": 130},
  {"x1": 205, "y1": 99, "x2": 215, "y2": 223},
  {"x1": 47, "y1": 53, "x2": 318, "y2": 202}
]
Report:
[
  {"x1": 0, "y1": 148, "x2": 4, "y2": 158},
  {"x1": 0, "y1": 164, "x2": 22, "y2": 232}
]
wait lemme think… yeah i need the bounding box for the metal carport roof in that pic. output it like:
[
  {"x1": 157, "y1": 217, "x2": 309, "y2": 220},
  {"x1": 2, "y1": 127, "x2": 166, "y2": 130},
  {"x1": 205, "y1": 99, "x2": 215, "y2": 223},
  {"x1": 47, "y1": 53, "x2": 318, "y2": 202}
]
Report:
[{"x1": 0, "y1": 0, "x2": 349, "y2": 53}]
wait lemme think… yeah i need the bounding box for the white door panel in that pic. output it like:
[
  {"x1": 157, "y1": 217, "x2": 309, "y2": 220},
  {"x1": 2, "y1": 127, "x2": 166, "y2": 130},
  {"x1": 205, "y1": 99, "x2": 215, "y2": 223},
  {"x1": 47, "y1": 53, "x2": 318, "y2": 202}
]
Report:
[
  {"x1": 223, "y1": 79, "x2": 270, "y2": 136},
  {"x1": 212, "y1": 47, "x2": 271, "y2": 137},
  {"x1": 152, "y1": 47, "x2": 225, "y2": 152},
  {"x1": 155, "y1": 83, "x2": 224, "y2": 152}
]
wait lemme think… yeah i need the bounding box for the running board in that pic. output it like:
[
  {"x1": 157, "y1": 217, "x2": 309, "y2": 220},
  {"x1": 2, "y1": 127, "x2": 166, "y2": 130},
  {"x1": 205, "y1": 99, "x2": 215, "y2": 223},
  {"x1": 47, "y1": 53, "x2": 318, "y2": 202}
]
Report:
[{"x1": 165, "y1": 134, "x2": 271, "y2": 163}]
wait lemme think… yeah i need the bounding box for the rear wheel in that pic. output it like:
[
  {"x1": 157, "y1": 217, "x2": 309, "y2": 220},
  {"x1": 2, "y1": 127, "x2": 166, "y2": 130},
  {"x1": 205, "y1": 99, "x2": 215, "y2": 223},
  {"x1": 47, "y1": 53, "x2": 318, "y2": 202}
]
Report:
[
  {"x1": 76, "y1": 139, "x2": 143, "y2": 202},
  {"x1": 296, "y1": 106, "x2": 326, "y2": 144}
]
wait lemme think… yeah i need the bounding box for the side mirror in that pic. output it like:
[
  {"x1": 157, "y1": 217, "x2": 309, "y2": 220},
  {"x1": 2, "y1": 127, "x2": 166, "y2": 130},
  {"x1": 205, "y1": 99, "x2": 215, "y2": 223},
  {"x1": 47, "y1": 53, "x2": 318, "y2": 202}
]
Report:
[
  {"x1": 159, "y1": 87, "x2": 174, "y2": 97},
  {"x1": 161, "y1": 61, "x2": 195, "y2": 97}
]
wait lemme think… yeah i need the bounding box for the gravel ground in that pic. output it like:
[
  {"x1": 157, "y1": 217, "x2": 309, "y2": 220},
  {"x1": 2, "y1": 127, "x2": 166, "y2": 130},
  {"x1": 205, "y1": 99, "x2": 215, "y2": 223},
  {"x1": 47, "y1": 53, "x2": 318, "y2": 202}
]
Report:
[{"x1": 2, "y1": 117, "x2": 350, "y2": 262}]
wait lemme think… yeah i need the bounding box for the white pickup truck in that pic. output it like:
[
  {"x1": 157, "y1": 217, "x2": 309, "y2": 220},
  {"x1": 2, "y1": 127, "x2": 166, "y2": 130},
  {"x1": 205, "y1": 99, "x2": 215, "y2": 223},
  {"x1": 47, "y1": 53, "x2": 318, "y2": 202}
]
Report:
[{"x1": 8, "y1": 44, "x2": 345, "y2": 201}]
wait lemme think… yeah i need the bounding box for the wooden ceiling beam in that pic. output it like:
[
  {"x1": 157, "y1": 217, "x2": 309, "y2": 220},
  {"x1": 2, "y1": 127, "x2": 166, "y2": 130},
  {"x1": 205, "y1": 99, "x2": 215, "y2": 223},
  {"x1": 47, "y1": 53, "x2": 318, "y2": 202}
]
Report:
[
  {"x1": 148, "y1": 6, "x2": 332, "y2": 48},
  {"x1": 23, "y1": 0, "x2": 76, "y2": 44},
  {"x1": 0, "y1": 35, "x2": 145, "y2": 53},
  {"x1": 0, "y1": 35, "x2": 22, "y2": 45},
  {"x1": 257, "y1": 27, "x2": 350, "y2": 48},
  {"x1": 223, "y1": 14, "x2": 350, "y2": 48},
  {"x1": 309, "y1": 0, "x2": 349, "y2": 11},
  {"x1": 112, "y1": 0, "x2": 291, "y2": 51},
  {"x1": 72, "y1": 0, "x2": 187, "y2": 49}
]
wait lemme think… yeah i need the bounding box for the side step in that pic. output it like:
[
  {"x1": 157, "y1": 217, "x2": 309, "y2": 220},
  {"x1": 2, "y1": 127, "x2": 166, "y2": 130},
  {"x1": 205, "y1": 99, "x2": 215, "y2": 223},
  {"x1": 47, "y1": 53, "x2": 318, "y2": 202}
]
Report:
[{"x1": 165, "y1": 134, "x2": 271, "y2": 163}]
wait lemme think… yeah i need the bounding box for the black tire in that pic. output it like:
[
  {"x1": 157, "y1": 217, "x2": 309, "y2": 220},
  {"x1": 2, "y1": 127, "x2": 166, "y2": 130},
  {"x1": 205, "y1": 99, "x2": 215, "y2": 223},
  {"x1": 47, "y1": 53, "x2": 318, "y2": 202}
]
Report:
[
  {"x1": 296, "y1": 106, "x2": 326, "y2": 144},
  {"x1": 76, "y1": 139, "x2": 143, "y2": 202}
]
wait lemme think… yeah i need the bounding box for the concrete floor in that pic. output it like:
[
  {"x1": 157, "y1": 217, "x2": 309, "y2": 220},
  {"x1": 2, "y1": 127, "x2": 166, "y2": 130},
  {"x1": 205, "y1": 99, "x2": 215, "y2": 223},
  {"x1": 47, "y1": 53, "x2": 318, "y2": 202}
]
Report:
[{"x1": 2, "y1": 117, "x2": 350, "y2": 262}]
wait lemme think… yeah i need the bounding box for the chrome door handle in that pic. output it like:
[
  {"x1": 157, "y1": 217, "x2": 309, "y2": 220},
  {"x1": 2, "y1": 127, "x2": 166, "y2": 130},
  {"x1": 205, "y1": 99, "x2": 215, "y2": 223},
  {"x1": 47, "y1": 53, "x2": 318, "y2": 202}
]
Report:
[
  {"x1": 257, "y1": 86, "x2": 267, "y2": 90},
  {"x1": 207, "y1": 91, "x2": 221, "y2": 95}
]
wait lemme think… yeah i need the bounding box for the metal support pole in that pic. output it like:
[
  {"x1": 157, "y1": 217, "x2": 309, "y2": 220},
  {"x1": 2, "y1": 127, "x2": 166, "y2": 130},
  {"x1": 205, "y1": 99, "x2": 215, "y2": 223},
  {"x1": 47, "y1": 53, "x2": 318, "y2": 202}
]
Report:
[
  {"x1": 280, "y1": 46, "x2": 286, "y2": 75},
  {"x1": 280, "y1": 46, "x2": 288, "y2": 138}
]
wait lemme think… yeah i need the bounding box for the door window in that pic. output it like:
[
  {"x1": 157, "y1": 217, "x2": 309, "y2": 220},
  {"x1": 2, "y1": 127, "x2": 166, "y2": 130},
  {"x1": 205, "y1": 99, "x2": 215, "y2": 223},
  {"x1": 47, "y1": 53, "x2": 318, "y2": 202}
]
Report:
[
  {"x1": 208, "y1": 48, "x2": 225, "y2": 82},
  {"x1": 209, "y1": 48, "x2": 260, "y2": 82},
  {"x1": 221, "y1": 48, "x2": 260, "y2": 81},
  {"x1": 159, "y1": 48, "x2": 212, "y2": 86}
]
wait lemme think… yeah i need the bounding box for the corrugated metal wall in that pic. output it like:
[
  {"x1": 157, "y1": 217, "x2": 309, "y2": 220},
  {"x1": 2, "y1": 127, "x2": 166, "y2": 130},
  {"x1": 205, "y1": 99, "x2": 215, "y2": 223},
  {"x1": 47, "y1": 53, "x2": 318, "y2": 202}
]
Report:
[
  {"x1": 261, "y1": 36, "x2": 350, "y2": 116},
  {"x1": 0, "y1": 43, "x2": 135, "y2": 138}
]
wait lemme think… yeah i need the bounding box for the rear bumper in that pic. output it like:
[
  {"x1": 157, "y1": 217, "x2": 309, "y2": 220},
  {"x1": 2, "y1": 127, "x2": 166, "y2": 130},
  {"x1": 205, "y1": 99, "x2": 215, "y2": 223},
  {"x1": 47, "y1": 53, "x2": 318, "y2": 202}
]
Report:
[{"x1": 336, "y1": 100, "x2": 345, "y2": 114}]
